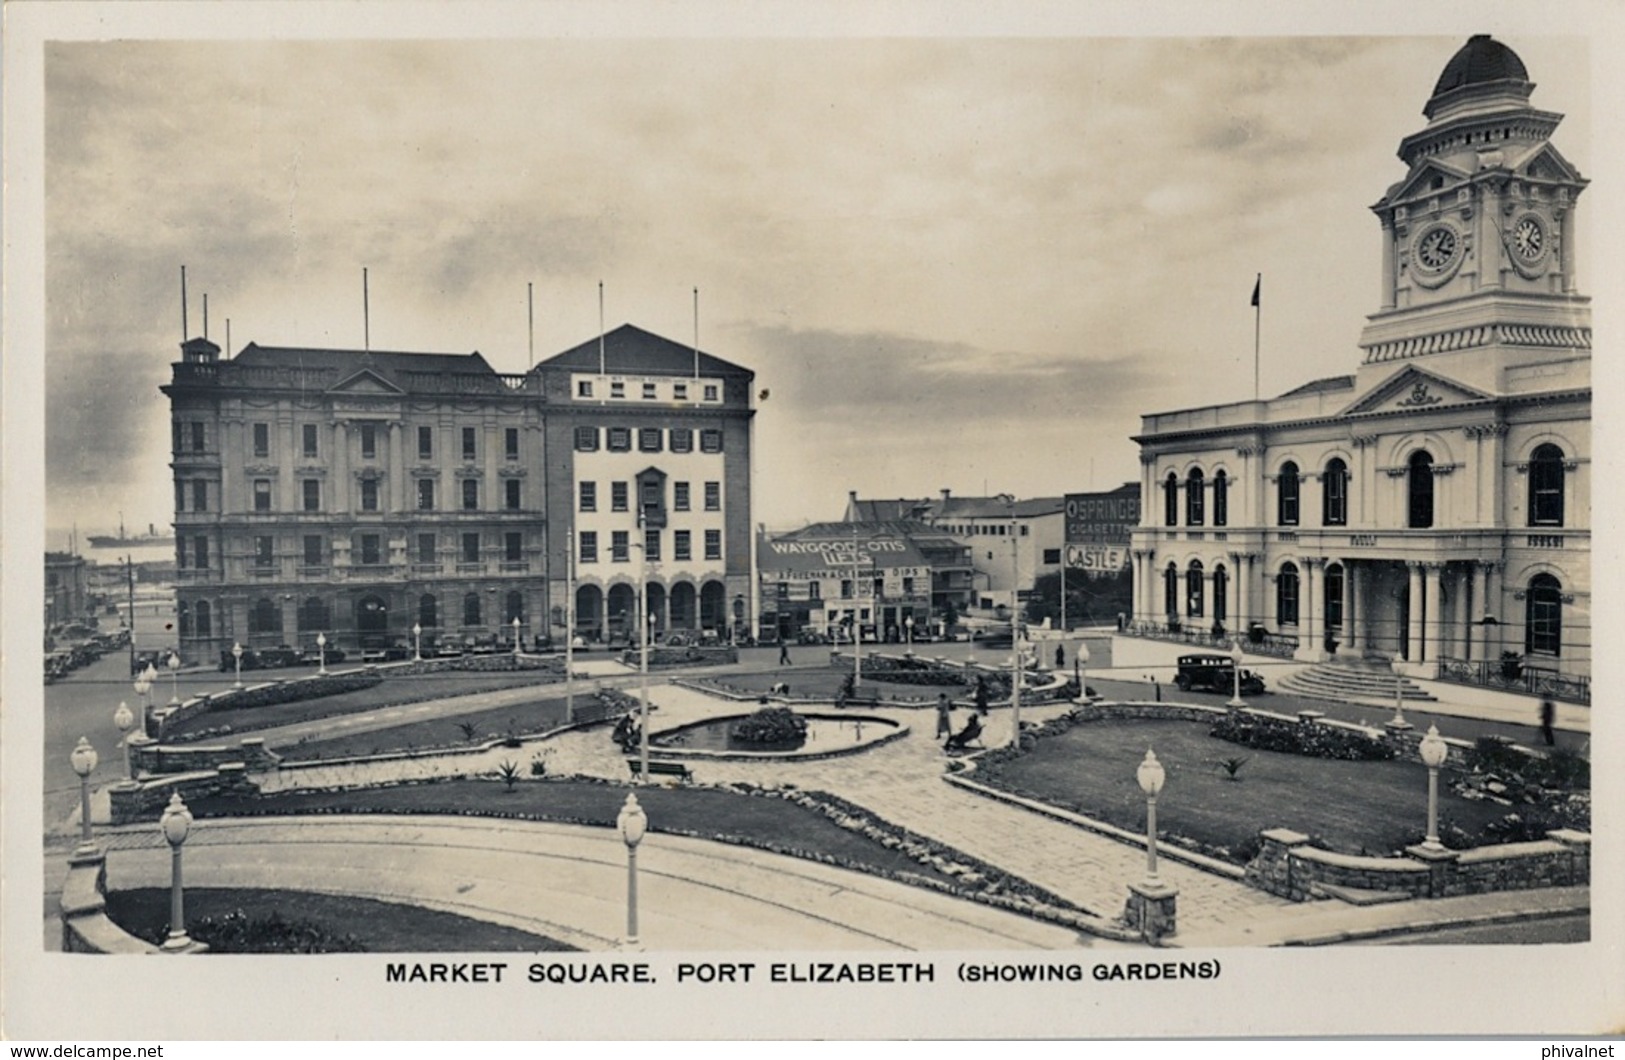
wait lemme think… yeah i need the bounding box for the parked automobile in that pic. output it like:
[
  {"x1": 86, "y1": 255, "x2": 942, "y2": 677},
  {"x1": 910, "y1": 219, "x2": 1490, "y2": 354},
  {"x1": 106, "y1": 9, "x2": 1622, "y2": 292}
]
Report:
[
  {"x1": 1174, "y1": 653, "x2": 1266, "y2": 695},
  {"x1": 296, "y1": 643, "x2": 348, "y2": 666},
  {"x1": 219, "y1": 647, "x2": 263, "y2": 672}
]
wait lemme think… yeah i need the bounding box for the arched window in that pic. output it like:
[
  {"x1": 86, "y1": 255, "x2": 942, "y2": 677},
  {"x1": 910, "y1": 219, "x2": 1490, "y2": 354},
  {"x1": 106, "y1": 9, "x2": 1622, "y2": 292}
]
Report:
[
  {"x1": 298, "y1": 596, "x2": 331, "y2": 631},
  {"x1": 177, "y1": 601, "x2": 192, "y2": 637},
  {"x1": 1186, "y1": 469, "x2": 1205, "y2": 526},
  {"x1": 194, "y1": 600, "x2": 212, "y2": 637},
  {"x1": 1408, "y1": 450, "x2": 1434, "y2": 528},
  {"x1": 249, "y1": 597, "x2": 281, "y2": 635},
  {"x1": 1213, "y1": 564, "x2": 1228, "y2": 625},
  {"x1": 418, "y1": 593, "x2": 438, "y2": 628},
  {"x1": 1277, "y1": 462, "x2": 1300, "y2": 526},
  {"x1": 1213, "y1": 471, "x2": 1229, "y2": 527},
  {"x1": 1186, "y1": 560, "x2": 1204, "y2": 618},
  {"x1": 1277, "y1": 563, "x2": 1300, "y2": 626},
  {"x1": 1529, "y1": 444, "x2": 1565, "y2": 527},
  {"x1": 505, "y1": 590, "x2": 525, "y2": 624},
  {"x1": 1525, "y1": 573, "x2": 1563, "y2": 656},
  {"x1": 463, "y1": 592, "x2": 482, "y2": 627},
  {"x1": 1163, "y1": 562, "x2": 1179, "y2": 621},
  {"x1": 1163, "y1": 472, "x2": 1179, "y2": 527},
  {"x1": 1323, "y1": 458, "x2": 1349, "y2": 527}
]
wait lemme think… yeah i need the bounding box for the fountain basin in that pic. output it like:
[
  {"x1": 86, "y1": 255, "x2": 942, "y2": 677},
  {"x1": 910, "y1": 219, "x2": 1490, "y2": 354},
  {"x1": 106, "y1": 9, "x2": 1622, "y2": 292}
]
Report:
[{"x1": 649, "y1": 712, "x2": 906, "y2": 761}]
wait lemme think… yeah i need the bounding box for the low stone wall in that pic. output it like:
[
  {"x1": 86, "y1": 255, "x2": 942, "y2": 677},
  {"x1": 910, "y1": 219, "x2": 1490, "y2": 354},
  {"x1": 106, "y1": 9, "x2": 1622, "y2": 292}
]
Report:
[
  {"x1": 1244, "y1": 826, "x2": 1591, "y2": 901},
  {"x1": 108, "y1": 764, "x2": 261, "y2": 826},
  {"x1": 129, "y1": 734, "x2": 280, "y2": 776},
  {"x1": 59, "y1": 850, "x2": 162, "y2": 954},
  {"x1": 619, "y1": 646, "x2": 739, "y2": 668}
]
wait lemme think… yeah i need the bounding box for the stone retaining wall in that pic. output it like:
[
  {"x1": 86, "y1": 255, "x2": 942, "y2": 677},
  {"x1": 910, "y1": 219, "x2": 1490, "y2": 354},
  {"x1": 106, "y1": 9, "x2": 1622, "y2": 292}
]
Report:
[
  {"x1": 59, "y1": 850, "x2": 162, "y2": 954},
  {"x1": 129, "y1": 734, "x2": 280, "y2": 776},
  {"x1": 108, "y1": 765, "x2": 261, "y2": 825}
]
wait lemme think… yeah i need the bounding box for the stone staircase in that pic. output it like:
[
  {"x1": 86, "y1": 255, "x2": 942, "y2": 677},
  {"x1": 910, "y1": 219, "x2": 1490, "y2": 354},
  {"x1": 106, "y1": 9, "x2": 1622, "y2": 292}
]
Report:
[{"x1": 1276, "y1": 659, "x2": 1438, "y2": 704}]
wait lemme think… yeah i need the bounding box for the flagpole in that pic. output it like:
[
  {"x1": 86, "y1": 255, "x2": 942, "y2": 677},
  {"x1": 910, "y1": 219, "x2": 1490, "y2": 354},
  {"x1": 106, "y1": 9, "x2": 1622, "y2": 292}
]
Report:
[
  {"x1": 693, "y1": 287, "x2": 700, "y2": 380},
  {"x1": 598, "y1": 281, "x2": 606, "y2": 376},
  {"x1": 1252, "y1": 272, "x2": 1261, "y2": 401}
]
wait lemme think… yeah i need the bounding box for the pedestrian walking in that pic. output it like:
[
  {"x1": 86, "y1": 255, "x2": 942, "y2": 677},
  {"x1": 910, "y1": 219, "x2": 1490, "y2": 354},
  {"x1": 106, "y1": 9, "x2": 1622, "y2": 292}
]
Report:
[
  {"x1": 1054, "y1": 643, "x2": 1065, "y2": 669},
  {"x1": 973, "y1": 676, "x2": 989, "y2": 716},
  {"x1": 779, "y1": 641, "x2": 792, "y2": 666},
  {"x1": 1540, "y1": 698, "x2": 1556, "y2": 747},
  {"x1": 936, "y1": 693, "x2": 953, "y2": 739}
]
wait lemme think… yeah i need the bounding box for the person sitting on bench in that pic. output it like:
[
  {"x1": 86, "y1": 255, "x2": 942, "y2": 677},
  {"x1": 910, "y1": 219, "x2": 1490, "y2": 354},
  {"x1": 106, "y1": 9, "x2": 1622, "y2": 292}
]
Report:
[
  {"x1": 944, "y1": 713, "x2": 984, "y2": 752},
  {"x1": 770, "y1": 681, "x2": 790, "y2": 695},
  {"x1": 612, "y1": 713, "x2": 641, "y2": 751}
]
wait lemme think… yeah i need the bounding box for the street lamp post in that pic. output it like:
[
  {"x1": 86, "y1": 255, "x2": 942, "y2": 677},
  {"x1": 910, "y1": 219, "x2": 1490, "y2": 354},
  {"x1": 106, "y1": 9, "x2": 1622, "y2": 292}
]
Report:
[
  {"x1": 1390, "y1": 658, "x2": 1410, "y2": 729},
  {"x1": 999, "y1": 494, "x2": 1022, "y2": 748},
  {"x1": 166, "y1": 651, "x2": 181, "y2": 705},
  {"x1": 231, "y1": 641, "x2": 243, "y2": 688},
  {"x1": 412, "y1": 622, "x2": 422, "y2": 662},
  {"x1": 512, "y1": 616, "x2": 522, "y2": 658},
  {"x1": 636, "y1": 521, "x2": 651, "y2": 783},
  {"x1": 70, "y1": 737, "x2": 98, "y2": 854},
  {"x1": 114, "y1": 701, "x2": 135, "y2": 780},
  {"x1": 159, "y1": 793, "x2": 195, "y2": 952},
  {"x1": 1418, "y1": 724, "x2": 1448, "y2": 851},
  {"x1": 316, "y1": 632, "x2": 328, "y2": 676},
  {"x1": 1076, "y1": 640, "x2": 1091, "y2": 703},
  {"x1": 904, "y1": 614, "x2": 914, "y2": 655},
  {"x1": 1136, "y1": 748, "x2": 1167, "y2": 885},
  {"x1": 616, "y1": 793, "x2": 647, "y2": 950},
  {"x1": 565, "y1": 526, "x2": 576, "y2": 725},
  {"x1": 1228, "y1": 639, "x2": 1247, "y2": 709}
]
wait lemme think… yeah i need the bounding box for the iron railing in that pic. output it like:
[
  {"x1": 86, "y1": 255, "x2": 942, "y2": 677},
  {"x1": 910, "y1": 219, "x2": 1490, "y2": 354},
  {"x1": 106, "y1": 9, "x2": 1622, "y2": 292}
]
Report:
[{"x1": 1436, "y1": 656, "x2": 1590, "y2": 705}]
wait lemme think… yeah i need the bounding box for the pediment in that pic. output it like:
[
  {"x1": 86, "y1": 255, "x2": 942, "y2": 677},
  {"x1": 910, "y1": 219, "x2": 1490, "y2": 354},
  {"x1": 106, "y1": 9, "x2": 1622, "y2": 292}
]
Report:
[
  {"x1": 327, "y1": 367, "x2": 405, "y2": 396},
  {"x1": 1510, "y1": 142, "x2": 1584, "y2": 184},
  {"x1": 1389, "y1": 159, "x2": 1472, "y2": 203},
  {"x1": 1340, "y1": 366, "x2": 1493, "y2": 417}
]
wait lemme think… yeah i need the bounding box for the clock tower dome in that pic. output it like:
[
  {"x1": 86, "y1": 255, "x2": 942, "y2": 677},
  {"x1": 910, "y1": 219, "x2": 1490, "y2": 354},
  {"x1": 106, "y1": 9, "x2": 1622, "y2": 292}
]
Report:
[{"x1": 1357, "y1": 35, "x2": 1589, "y2": 394}]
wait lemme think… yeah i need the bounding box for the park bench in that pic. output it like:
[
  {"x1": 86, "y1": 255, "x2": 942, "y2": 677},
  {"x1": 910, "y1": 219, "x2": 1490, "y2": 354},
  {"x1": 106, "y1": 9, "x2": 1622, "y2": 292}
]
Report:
[
  {"x1": 837, "y1": 695, "x2": 880, "y2": 709},
  {"x1": 627, "y1": 758, "x2": 693, "y2": 784}
]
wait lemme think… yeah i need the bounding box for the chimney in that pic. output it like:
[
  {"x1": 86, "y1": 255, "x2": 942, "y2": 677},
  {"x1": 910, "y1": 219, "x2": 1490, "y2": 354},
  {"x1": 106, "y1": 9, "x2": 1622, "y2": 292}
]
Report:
[{"x1": 940, "y1": 488, "x2": 951, "y2": 503}]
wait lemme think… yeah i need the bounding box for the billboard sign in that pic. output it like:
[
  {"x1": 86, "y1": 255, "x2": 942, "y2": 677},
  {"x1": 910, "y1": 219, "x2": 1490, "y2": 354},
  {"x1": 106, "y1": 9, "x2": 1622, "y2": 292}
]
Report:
[{"x1": 1064, "y1": 487, "x2": 1140, "y2": 546}]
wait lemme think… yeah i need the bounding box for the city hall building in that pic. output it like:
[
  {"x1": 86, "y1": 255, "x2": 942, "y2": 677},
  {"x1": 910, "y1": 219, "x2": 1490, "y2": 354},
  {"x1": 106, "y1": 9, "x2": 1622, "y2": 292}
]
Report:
[
  {"x1": 161, "y1": 324, "x2": 754, "y2": 661},
  {"x1": 1128, "y1": 36, "x2": 1590, "y2": 698}
]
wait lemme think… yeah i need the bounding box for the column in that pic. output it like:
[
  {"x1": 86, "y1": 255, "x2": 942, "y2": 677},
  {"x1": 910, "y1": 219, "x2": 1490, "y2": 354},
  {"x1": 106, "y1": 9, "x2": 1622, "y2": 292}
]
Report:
[
  {"x1": 332, "y1": 421, "x2": 350, "y2": 514},
  {"x1": 1303, "y1": 559, "x2": 1321, "y2": 654},
  {"x1": 1454, "y1": 565, "x2": 1471, "y2": 659},
  {"x1": 1423, "y1": 563, "x2": 1443, "y2": 666},
  {"x1": 1480, "y1": 562, "x2": 1501, "y2": 663},
  {"x1": 1406, "y1": 562, "x2": 1424, "y2": 662},
  {"x1": 278, "y1": 412, "x2": 296, "y2": 511},
  {"x1": 1346, "y1": 563, "x2": 1362, "y2": 653},
  {"x1": 388, "y1": 422, "x2": 404, "y2": 513},
  {"x1": 1379, "y1": 216, "x2": 1397, "y2": 310},
  {"x1": 1236, "y1": 554, "x2": 1251, "y2": 633}
]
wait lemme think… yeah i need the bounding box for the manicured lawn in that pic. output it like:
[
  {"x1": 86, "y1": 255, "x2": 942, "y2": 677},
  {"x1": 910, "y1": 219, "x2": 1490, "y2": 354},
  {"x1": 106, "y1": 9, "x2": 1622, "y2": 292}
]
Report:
[
  {"x1": 274, "y1": 692, "x2": 616, "y2": 761},
  {"x1": 977, "y1": 717, "x2": 1516, "y2": 862},
  {"x1": 163, "y1": 668, "x2": 568, "y2": 740},
  {"x1": 104, "y1": 886, "x2": 577, "y2": 952},
  {"x1": 704, "y1": 663, "x2": 977, "y2": 703}
]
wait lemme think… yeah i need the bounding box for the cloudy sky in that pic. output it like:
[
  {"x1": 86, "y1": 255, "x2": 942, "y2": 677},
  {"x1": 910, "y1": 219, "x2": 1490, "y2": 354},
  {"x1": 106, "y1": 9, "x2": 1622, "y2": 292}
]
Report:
[{"x1": 36, "y1": 25, "x2": 1592, "y2": 541}]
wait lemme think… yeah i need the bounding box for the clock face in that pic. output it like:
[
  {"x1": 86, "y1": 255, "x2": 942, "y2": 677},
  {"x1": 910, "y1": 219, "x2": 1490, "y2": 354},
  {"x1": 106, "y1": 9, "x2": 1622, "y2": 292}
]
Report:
[
  {"x1": 1514, "y1": 216, "x2": 1545, "y2": 260},
  {"x1": 1415, "y1": 226, "x2": 1459, "y2": 270}
]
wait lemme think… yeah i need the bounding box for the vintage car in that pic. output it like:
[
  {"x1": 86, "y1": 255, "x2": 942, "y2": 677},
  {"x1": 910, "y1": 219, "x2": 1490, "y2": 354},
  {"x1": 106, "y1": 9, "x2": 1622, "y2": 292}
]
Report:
[{"x1": 1174, "y1": 653, "x2": 1267, "y2": 695}]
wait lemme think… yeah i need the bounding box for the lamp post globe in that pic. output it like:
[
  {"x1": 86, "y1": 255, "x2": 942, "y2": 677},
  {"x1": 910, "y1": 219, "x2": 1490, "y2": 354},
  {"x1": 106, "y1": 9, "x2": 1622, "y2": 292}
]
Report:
[
  {"x1": 159, "y1": 793, "x2": 195, "y2": 951},
  {"x1": 1076, "y1": 640, "x2": 1091, "y2": 702},
  {"x1": 231, "y1": 641, "x2": 244, "y2": 688},
  {"x1": 412, "y1": 622, "x2": 423, "y2": 662},
  {"x1": 1418, "y1": 724, "x2": 1449, "y2": 851},
  {"x1": 166, "y1": 651, "x2": 181, "y2": 705},
  {"x1": 315, "y1": 632, "x2": 327, "y2": 676},
  {"x1": 616, "y1": 793, "x2": 648, "y2": 949},
  {"x1": 513, "y1": 616, "x2": 522, "y2": 657},
  {"x1": 904, "y1": 614, "x2": 914, "y2": 655},
  {"x1": 70, "y1": 737, "x2": 99, "y2": 852},
  {"x1": 1136, "y1": 748, "x2": 1167, "y2": 885},
  {"x1": 1228, "y1": 639, "x2": 1248, "y2": 709},
  {"x1": 114, "y1": 701, "x2": 136, "y2": 780}
]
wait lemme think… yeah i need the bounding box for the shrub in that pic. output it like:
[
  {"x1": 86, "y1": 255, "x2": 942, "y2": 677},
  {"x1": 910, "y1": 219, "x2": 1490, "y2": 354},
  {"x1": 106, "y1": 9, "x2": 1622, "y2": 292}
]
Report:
[
  {"x1": 1209, "y1": 712, "x2": 1394, "y2": 761},
  {"x1": 730, "y1": 706, "x2": 808, "y2": 745},
  {"x1": 178, "y1": 909, "x2": 365, "y2": 954},
  {"x1": 496, "y1": 760, "x2": 521, "y2": 792},
  {"x1": 208, "y1": 672, "x2": 382, "y2": 711},
  {"x1": 1465, "y1": 736, "x2": 1589, "y2": 791}
]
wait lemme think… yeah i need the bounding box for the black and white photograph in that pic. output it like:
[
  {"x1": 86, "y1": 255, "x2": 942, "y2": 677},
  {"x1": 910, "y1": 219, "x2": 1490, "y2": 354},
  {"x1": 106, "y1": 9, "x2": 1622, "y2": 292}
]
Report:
[{"x1": 4, "y1": 0, "x2": 1621, "y2": 1042}]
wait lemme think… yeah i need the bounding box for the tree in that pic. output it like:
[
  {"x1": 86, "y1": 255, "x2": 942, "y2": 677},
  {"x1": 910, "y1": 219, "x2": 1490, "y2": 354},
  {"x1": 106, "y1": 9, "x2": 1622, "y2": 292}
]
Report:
[{"x1": 1024, "y1": 567, "x2": 1133, "y2": 628}]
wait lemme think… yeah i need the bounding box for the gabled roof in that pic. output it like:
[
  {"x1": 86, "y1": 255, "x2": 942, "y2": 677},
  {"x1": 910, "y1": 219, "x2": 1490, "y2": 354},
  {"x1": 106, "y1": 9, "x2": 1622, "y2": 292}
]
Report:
[
  {"x1": 538, "y1": 323, "x2": 752, "y2": 378},
  {"x1": 1277, "y1": 375, "x2": 1356, "y2": 400},
  {"x1": 1340, "y1": 365, "x2": 1494, "y2": 418},
  {"x1": 232, "y1": 344, "x2": 498, "y2": 393}
]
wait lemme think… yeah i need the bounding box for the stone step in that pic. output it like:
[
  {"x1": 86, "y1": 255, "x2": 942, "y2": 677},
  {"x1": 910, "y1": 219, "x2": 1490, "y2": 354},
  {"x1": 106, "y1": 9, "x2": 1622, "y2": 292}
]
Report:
[
  {"x1": 1311, "y1": 882, "x2": 1414, "y2": 906},
  {"x1": 1277, "y1": 665, "x2": 1438, "y2": 703}
]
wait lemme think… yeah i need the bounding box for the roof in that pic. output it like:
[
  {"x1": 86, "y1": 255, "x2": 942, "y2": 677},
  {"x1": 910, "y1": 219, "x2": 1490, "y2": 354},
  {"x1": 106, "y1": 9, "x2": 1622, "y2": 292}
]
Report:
[
  {"x1": 848, "y1": 498, "x2": 935, "y2": 522},
  {"x1": 935, "y1": 496, "x2": 1065, "y2": 519},
  {"x1": 1432, "y1": 35, "x2": 1528, "y2": 99},
  {"x1": 1276, "y1": 375, "x2": 1356, "y2": 400},
  {"x1": 231, "y1": 344, "x2": 499, "y2": 392},
  {"x1": 538, "y1": 324, "x2": 752, "y2": 378}
]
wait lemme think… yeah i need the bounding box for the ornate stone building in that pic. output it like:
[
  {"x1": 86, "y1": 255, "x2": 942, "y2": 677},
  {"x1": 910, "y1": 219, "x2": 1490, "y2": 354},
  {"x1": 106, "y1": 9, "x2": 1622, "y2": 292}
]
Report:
[{"x1": 1128, "y1": 36, "x2": 1590, "y2": 696}]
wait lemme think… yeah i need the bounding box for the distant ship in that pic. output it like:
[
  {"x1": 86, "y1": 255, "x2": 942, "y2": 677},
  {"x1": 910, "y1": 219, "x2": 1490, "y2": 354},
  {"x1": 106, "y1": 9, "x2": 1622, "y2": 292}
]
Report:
[{"x1": 86, "y1": 524, "x2": 173, "y2": 549}]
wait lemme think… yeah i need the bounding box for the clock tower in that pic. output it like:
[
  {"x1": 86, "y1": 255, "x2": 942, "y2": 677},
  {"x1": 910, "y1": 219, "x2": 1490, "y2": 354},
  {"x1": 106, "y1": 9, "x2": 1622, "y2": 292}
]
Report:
[{"x1": 1357, "y1": 35, "x2": 1589, "y2": 394}]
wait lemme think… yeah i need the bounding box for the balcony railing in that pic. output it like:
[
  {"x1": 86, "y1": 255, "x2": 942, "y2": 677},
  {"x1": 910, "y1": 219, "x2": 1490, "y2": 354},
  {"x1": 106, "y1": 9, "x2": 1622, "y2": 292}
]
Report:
[
  {"x1": 1436, "y1": 656, "x2": 1590, "y2": 705},
  {"x1": 1124, "y1": 619, "x2": 1299, "y2": 658}
]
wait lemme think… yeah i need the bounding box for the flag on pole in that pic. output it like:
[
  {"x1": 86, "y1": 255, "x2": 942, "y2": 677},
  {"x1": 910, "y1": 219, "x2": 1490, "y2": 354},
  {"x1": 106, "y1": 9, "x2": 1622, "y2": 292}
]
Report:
[{"x1": 1250, "y1": 274, "x2": 1261, "y2": 307}]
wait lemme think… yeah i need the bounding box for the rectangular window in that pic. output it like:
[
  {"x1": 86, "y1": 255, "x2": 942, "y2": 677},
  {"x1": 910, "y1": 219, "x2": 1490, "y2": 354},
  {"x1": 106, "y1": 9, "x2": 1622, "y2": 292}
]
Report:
[
  {"x1": 1043, "y1": 548, "x2": 1061, "y2": 564},
  {"x1": 192, "y1": 422, "x2": 206, "y2": 453},
  {"x1": 674, "y1": 530, "x2": 692, "y2": 561},
  {"x1": 505, "y1": 532, "x2": 523, "y2": 562},
  {"x1": 254, "y1": 535, "x2": 274, "y2": 568},
  {"x1": 462, "y1": 427, "x2": 477, "y2": 461},
  {"x1": 173, "y1": 421, "x2": 183, "y2": 454},
  {"x1": 505, "y1": 427, "x2": 520, "y2": 460},
  {"x1": 903, "y1": 576, "x2": 915, "y2": 595},
  {"x1": 577, "y1": 380, "x2": 593, "y2": 398},
  {"x1": 416, "y1": 533, "x2": 436, "y2": 565},
  {"x1": 670, "y1": 428, "x2": 693, "y2": 453},
  {"x1": 612, "y1": 482, "x2": 629, "y2": 512},
  {"x1": 808, "y1": 581, "x2": 821, "y2": 601},
  {"x1": 462, "y1": 479, "x2": 479, "y2": 510},
  {"x1": 639, "y1": 427, "x2": 663, "y2": 452},
  {"x1": 193, "y1": 535, "x2": 208, "y2": 569},
  {"x1": 360, "y1": 424, "x2": 377, "y2": 459},
  {"x1": 841, "y1": 579, "x2": 854, "y2": 600},
  {"x1": 360, "y1": 534, "x2": 382, "y2": 566},
  {"x1": 703, "y1": 385, "x2": 719, "y2": 401},
  {"x1": 462, "y1": 533, "x2": 481, "y2": 564},
  {"x1": 302, "y1": 479, "x2": 321, "y2": 512},
  {"x1": 176, "y1": 481, "x2": 185, "y2": 513},
  {"x1": 574, "y1": 426, "x2": 599, "y2": 452},
  {"x1": 505, "y1": 478, "x2": 521, "y2": 510},
  {"x1": 704, "y1": 529, "x2": 722, "y2": 561},
  {"x1": 579, "y1": 481, "x2": 597, "y2": 512},
  {"x1": 674, "y1": 482, "x2": 691, "y2": 511},
  {"x1": 360, "y1": 478, "x2": 379, "y2": 512},
  {"x1": 254, "y1": 479, "x2": 272, "y2": 512},
  {"x1": 610, "y1": 381, "x2": 625, "y2": 399},
  {"x1": 611, "y1": 531, "x2": 629, "y2": 563},
  {"x1": 304, "y1": 535, "x2": 325, "y2": 568},
  {"x1": 700, "y1": 429, "x2": 723, "y2": 453},
  {"x1": 418, "y1": 425, "x2": 434, "y2": 459},
  {"x1": 192, "y1": 480, "x2": 208, "y2": 512},
  {"x1": 642, "y1": 382, "x2": 657, "y2": 400},
  {"x1": 302, "y1": 424, "x2": 319, "y2": 458},
  {"x1": 645, "y1": 528, "x2": 661, "y2": 562},
  {"x1": 673, "y1": 383, "x2": 689, "y2": 401},
  {"x1": 607, "y1": 427, "x2": 632, "y2": 452},
  {"x1": 417, "y1": 479, "x2": 435, "y2": 510},
  {"x1": 253, "y1": 422, "x2": 270, "y2": 458},
  {"x1": 704, "y1": 481, "x2": 721, "y2": 511},
  {"x1": 579, "y1": 531, "x2": 598, "y2": 564}
]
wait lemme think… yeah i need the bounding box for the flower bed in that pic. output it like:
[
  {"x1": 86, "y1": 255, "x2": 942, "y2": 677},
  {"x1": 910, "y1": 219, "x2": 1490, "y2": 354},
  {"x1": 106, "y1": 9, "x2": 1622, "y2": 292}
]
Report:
[
  {"x1": 207, "y1": 672, "x2": 383, "y2": 710},
  {"x1": 730, "y1": 706, "x2": 808, "y2": 745},
  {"x1": 1209, "y1": 710, "x2": 1394, "y2": 761},
  {"x1": 619, "y1": 646, "x2": 739, "y2": 668}
]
